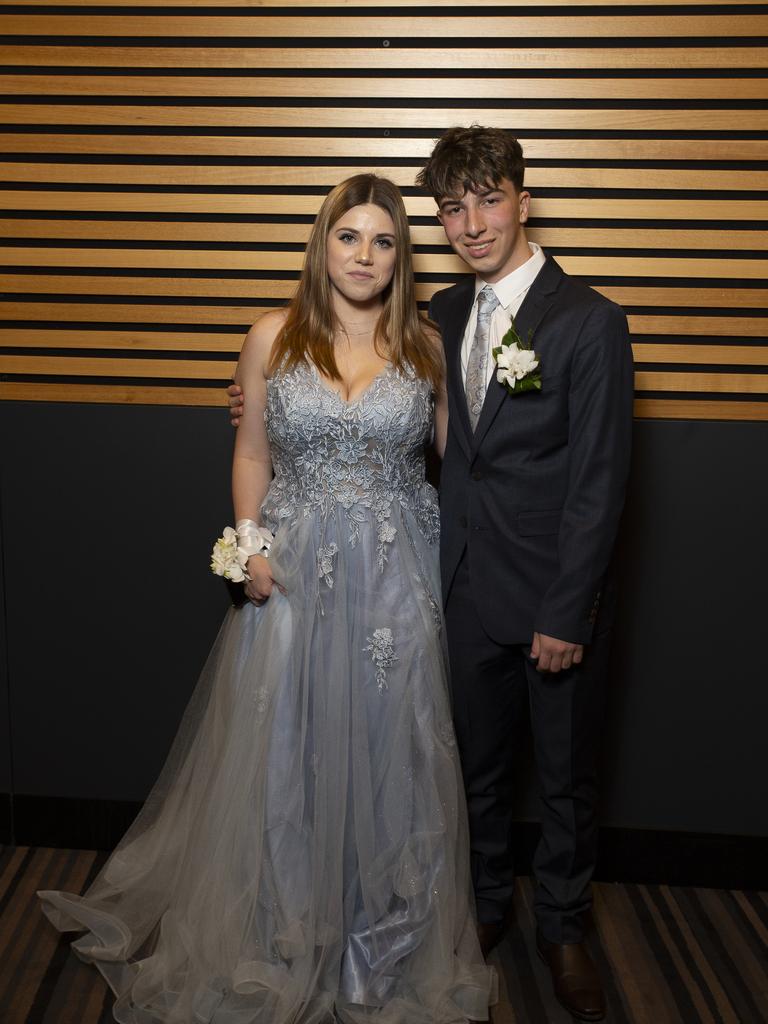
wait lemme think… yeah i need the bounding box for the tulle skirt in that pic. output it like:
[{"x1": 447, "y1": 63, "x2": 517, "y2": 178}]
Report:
[{"x1": 39, "y1": 504, "x2": 495, "y2": 1023}]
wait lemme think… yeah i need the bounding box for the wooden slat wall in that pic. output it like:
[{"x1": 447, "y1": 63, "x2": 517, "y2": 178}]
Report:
[{"x1": 0, "y1": 1, "x2": 766, "y2": 419}]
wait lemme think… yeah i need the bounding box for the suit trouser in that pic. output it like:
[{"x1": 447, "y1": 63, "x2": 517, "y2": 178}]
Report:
[{"x1": 444, "y1": 551, "x2": 610, "y2": 944}]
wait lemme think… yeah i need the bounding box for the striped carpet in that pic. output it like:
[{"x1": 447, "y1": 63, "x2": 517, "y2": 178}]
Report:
[{"x1": 1, "y1": 846, "x2": 767, "y2": 1023}]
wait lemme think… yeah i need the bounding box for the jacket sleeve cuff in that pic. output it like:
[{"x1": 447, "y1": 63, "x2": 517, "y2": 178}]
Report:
[{"x1": 534, "y1": 590, "x2": 603, "y2": 646}]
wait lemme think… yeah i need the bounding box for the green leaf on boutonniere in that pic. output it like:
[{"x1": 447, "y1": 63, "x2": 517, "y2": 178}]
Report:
[{"x1": 492, "y1": 318, "x2": 542, "y2": 396}]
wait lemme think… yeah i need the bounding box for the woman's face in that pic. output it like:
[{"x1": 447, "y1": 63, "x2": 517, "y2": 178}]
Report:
[{"x1": 326, "y1": 203, "x2": 397, "y2": 307}]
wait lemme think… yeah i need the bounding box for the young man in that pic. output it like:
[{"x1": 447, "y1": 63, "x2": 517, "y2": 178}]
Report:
[{"x1": 416, "y1": 126, "x2": 633, "y2": 1022}]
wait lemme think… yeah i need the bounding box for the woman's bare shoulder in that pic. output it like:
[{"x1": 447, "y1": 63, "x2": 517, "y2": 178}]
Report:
[
  {"x1": 239, "y1": 309, "x2": 288, "y2": 376},
  {"x1": 243, "y1": 309, "x2": 288, "y2": 350}
]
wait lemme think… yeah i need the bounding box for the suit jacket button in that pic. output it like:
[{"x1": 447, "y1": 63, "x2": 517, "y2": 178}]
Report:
[
  {"x1": 471, "y1": 470, "x2": 483, "y2": 481},
  {"x1": 459, "y1": 515, "x2": 467, "y2": 527}
]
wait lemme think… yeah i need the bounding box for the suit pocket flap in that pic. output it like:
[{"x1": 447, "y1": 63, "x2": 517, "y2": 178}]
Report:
[{"x1": 516, "y1": 509, "x2": 562, "y2": 536}]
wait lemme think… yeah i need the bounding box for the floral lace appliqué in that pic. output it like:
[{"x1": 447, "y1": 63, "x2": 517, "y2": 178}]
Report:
[
  {"x1": 363, "y1": 628, "x2": 398, "y2": 694},
  {"x1": 378, "y1": 521, "x2": 397, "y2": 547},
  {"x1": 317, "y1": 542, "x2": 339, "y2": 589}
]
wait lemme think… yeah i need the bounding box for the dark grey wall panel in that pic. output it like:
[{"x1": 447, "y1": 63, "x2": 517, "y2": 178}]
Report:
[
  {"x1": 0, "y1": 402, "x2": 233, "y2": 802},
  {"x1": 1, "y1": 404, "x2": 766, "y2": 838},
  {"x1": 0, "y1": 487, "x2": 12, "y2": 840},
  {"x1": 600, "y1": 420, "x2": 768, "y2": 836}
]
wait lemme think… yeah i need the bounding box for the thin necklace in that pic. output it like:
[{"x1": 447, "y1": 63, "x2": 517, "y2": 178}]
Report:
[{"x1": 335, "y1": 324, "x2": 378, "y2": 337}]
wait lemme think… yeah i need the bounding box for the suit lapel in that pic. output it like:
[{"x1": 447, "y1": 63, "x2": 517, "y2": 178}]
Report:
[
  {"x1": 442, "y1": 280, "x2": 475, "y2": 459},
  {"x1": 513, "y1": 254, "x2": 563, "y2": 348},
  {"x1": 471, "y1": 256, "x2": 564, "y2": 453}
]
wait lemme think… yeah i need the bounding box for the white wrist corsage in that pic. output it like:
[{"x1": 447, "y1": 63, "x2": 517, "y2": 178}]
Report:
[
  {"x1": 493, "y1": 320, "x2": 542, "y2": 396},
  {"x1": 210, "y1": 519, "x2": 273, "y2": 583}
]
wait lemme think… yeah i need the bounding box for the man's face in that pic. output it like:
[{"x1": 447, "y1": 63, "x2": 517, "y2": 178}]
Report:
[{"x1": 436, "y1": 178, "x2": 531, "y2": 283}]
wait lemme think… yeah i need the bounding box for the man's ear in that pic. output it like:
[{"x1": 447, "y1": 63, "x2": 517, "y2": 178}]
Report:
[{"x1": 519, "y1": 190, "x2": 531, "y2": 224}]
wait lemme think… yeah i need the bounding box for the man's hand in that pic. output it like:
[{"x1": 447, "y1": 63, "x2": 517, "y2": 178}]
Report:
[
  {"x1": 531, "y1": 632, "x2": 584, "y2": 674},
  {"x1": 227, "y1": 382, "x2": 244, "y2": 427}
]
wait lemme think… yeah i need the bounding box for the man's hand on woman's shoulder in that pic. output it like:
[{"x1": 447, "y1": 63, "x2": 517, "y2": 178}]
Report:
[{"x1": 227, "y1": 382, "x2": 244, "y2": 427}]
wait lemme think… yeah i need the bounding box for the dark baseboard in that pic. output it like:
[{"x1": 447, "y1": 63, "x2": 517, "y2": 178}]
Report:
[
  {"x1": 11, "y1": 793, "x2": 142, "y2": 852},
  {"x1": 0, "y1": 792, "x2": 11, "y2": 845},
  {"x1": 597, "y1": 826, "x2": 768, "y2": 890},
  {"x1": 5, "y1": 794, "x2": 768, "y2": 890},
  {"x1": 513, "y1": 821, "x2": 768, "y2": 891}
]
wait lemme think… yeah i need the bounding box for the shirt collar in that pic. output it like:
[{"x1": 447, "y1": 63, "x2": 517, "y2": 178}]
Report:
[{"x1": 474, "y1": 242, "x2": 546, "y2": 309}]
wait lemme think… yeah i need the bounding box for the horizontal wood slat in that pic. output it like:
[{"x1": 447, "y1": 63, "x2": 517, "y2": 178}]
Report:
[
  {"x1": 4, "y1": 329, "x2": 766, "y2": 358},
  {"x1": 0, "y1": 382, "x2": 765, "y2": 421},
  {"x1": 0, "y1": 329, "x2": 245, "y2": 352},
  {"x1": 3, "y1": 193, "x2": 765, "y2": 221},
  {"x1": 8, "y1": 0, "x2": 765, "y2": 7},
  {"x1": 3, "y1": 106, "x2": 766, "y2": 132},
  {"x1": 635, "y1": 372, "x2": 768, "y2": 393},
  {"x1": 599, "y1": 289, "x2": 768, "y2": 309},
  {"x1": 3, "y1": 223, "x2": 767, "y2": 251},
  {"x1": 0, "y1": 384, "x2": 764, "y2": 424},
  {"x1": 4, "y1": 76, "x2": 768, "y2": 101},
  {"x1": 3, "y1": 284, "x2": 765, "y2": 307},
  {"x1": 0, "y1": 381, "x2": 228, "y2": 406},
  {"x1": 3, "y1": 15, "x2": 764, "y2": 38},
  {"x1": 630, "y1": 319, "x2": 768, "y2": 339},
  {"x1": 1, "y1": 136, "x2": 766, "y2": 162},
  {"x1": 5, "y1": 46, "x2": 767, "y2": 69},
  {"x1": 5, "y1": 164, "x2": 767, "y2": 191},
  {"x1": 4, "y1": 300, "x2": 767, "y2": 328},
  {"x1": 0, "y1": 354, "x2": 236, "y2": 379},
  {"x1": 633, "y1": 344, "x2": 768, "y2": 364},
  {"x1": 4, "y1": 354, "x2": 767, "y2": 397},
  {"x1": 2, "y1": 249, "x2": 764, "y2": 279},
  {"x1": 1, "y1": 277, "x2": 296, "y2": 299},
  {"x1": 0, "y1": 301, "x2": 266, "y2": 323},
  {"x1": 632, "y1": 399, "x2": 768, "y2": 420},
  {"x1": 2, "y1": 382, "x2": 765, "y2": 423}
]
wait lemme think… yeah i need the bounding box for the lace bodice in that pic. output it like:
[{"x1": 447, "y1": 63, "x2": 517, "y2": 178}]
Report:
[{"x1": 261, "y1": 361, "x2": 439, "y2": 561}]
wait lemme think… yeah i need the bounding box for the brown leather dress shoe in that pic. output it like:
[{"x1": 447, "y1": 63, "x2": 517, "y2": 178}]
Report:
[
  {"x1": 477, "y1": 905, "x2": 516, "y2": 958},
  {"x1": 536, "y1": 931, "x2": 606, "y2": 1021}
]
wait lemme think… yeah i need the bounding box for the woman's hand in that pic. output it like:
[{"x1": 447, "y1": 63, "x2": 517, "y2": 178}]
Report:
[{"x1": 244, "y1": 554, "x2": 279, "y2": 605}]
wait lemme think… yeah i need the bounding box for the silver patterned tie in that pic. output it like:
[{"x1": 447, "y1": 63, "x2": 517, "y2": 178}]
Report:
[{"x1": 465, "y1": 285, "x2": 500, "y2": 431}]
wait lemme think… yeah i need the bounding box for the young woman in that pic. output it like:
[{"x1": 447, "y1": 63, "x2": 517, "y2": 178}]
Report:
[{"x1": 40, "y1": 175, "x2": 494, "y2": 1024}]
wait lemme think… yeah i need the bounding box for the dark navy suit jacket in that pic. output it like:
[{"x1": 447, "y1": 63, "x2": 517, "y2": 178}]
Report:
[{"x1": 429, "y1": 255, "x2": 634, "y2": 646}]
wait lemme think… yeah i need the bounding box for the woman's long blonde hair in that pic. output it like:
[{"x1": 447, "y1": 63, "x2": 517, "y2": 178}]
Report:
[{"x1": 268, "y1": 174, "x2": 443, "y2": 389}]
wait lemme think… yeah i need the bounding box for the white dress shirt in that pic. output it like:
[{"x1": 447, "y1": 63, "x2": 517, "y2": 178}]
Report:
[{"x1": 460, "y1": 242, "x2": 547, "y2": 389}]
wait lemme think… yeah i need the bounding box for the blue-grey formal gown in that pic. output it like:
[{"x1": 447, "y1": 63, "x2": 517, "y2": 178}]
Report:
[{"x1": 40, "y1": 362, "x2": 495, "y2": 1024}]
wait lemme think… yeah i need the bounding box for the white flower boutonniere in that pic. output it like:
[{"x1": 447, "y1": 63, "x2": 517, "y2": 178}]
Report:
[{"x1": 492, "y1": 320, "x2": 542, "y2": 396}]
